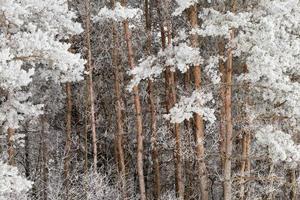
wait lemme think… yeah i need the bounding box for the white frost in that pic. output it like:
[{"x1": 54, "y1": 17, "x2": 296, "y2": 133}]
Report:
[
  {"x1": 93, "y1": 2, "x2": 142, "y2": 22},
  {"x1": 173, "y1": 0, "x2": 198, "y2": 16},
  {"x1": 0, "y1": 161, "x2": 32, "y2": 199},
  {"x1": 256, "y1": 126, "x2": 300, "y2": 163},
  {"x1": 165, "y1": 90, "x2": 216, "y2": 124}
]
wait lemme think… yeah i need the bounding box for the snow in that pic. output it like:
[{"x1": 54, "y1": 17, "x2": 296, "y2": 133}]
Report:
[
  {"x1": 234, "y1": 0, "x2": 300, "y2": 146},
  {"x1": 165, "y1": 43, "x2": 203, "y2": 73},
  {"x1": 0, "y1": 161, "x2": 32, "y2": 199},
  {"x1": 173, "y1": 0, "x2": 198, "y2": 16},
  {"x1": 0, "y1": 0, "x2": 85, "y2": 129},
  {"x1": 1, "y1": 1, "x2": 300, "y2": 198},
  {"x1": 93, "y1": 2, "x2": 142, "y2": 22},
  {"x1": 127, "y1": 56, "x2": 162, "y2": 92},
  {"x1": 204, "y1": 56, "x2": 221, "y2": 85},
  {"x1": 197, "y1": 2, "x2": 300, "y2": 163},
  {"x1": 127, "y1": 42, "x2": 203, "y2": 91},
  {"x1": 165, "y1": 90, "x2": 216, "y2": 124},
  {"x1": 0, "y1": 92, "x2": 43, "y2": 129},
  {"x1": 256, "y1": 126, "x2": 300, "y2": 164},
  {"x1": 196, "y1": 8, "x2": 251, "y2": 38}
]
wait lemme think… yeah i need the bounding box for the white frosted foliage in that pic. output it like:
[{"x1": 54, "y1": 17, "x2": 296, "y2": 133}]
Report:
[
  {"x1": 10, "y1": 30, "x2": 85, "y2": 83},
  {"x1": 0, "y1": 47, "x2": 35, "y2": 90},
  {"x1": 233, "y1": 0, "x2": 300, "y2": 139},
  {"x1": 165, "y1": 90, "x2": 216, "y2": 124},
  {"x1": 0, "y1": 0, "x2": 85, "y2": 129},
  {"x1": 256, "y1": 126, "x2": 300, "y2": 164},
  {"x1": 93, "y1": 2, "x2": 142, "y2": 22},
  {"x1": 0, "y1": 161, "x2": 33, "y2": 199},
  {"x1": 127, "y1": 56, "x2": 162, "y2": 92},
  {"x1": 173, "y1": 0, "x2": 198, "y2": 16},
  {"x1": 165, "y1": 43, "x2": 203, "y2": 73},
  {"x1": 0, "y1": 92, "x2": 43, "y2": 129},
  {"x1": 127, "y1": 43, "x2": 203, "y2": 91},
  {"x1": 204, "y1": 56, "x2": 221, "y2": 84},
  {"x1": 196, "y1": 8, "x2": 250, "y2": 38}
]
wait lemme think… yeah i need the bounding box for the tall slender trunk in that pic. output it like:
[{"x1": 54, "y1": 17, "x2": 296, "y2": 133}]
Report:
[
  {"x1": 64, "y1": 82, "x2": 72, "y2": 199},
  {"x1": 148, "y1": 80, "x2": 161, "y2": 199},
  {"x1": 156, "y1": 1, "x2": 184, "y2": 198},
  {"x1": 223, "y1": 1, "x2": 237, "y2": 198},
  {"x1": 167, "y1": 25, "x2": 184, "y2": 200},
  {"x1": 113, "y1": 59, "x2": 127, "y2": 199},
  {"x1": 7, "y1": 127, "x2": 15, "y2": 166},
  {"x1": 223, "y1": 29, "x2": 234, "y2": 200},
  {"x1": 184, "y1": 8, "x2": 192, "y2": 198},
  {"x1": 83, "y1": 108, "x2": 89, "y2": 199},
  {"x1": 183, "y1": 24, "x2": 193, "y2": 200},
  {"x1": 268, "y1": 162, "x2": 274, "y2": 200},
  {"x1": 289, "y1": 131, "x2": 300, "y2": 200},
  {"x1": 25, "y1": 128, "x2": 30, "y2": 178},
  {"x1": 145, "y1": 0, "x2": 161, "y2": 198},
  {"x1": 84, "y1": 0, "x2": 97, "y2": 171},
  {"x1": 111, "y1": 0, "x2": 127, "y2": 197},
  {"x1": 83, "y1": 83, "x2": 89, "y2": 175},
  {"x1": 218, "y1": 39, "x2": 226, "y2": 169},
  {"x1": 239, "y1": 70, "x2": 252, "y2": 199},
  {"x1": 184, "y1": 70, "x2": 193, "y2": 200},
  {"x1": 167, "y1": 67, "x2": 184, "y2": 199},
  {"x1": 288, "y1": 169, "x2": 297, "y2": 200},
  {"x1": 239, "y1": 81, "x2": 251, "y2": 199},
  {"x1": 239, "y1": 131, "x2": 250, "y2": 200},
  {"x1": 223, "y1": 1, "x2": 238, "y2": 198},
  {"x1": 188, "y1": 5, "x2": 209, "y2": 200},
  {"x1": 173, "y1": 111, "x2": 184, "y2": 199},
  {"x1": 120, "y1": 1, "x2": 146, "y2": 199},
  {"x1": 41, "y1": 116, "x2": 48, "y2": 200}
]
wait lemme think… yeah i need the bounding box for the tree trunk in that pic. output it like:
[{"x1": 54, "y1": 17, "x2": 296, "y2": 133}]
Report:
[
  {"x1": 84, "y1": 0, "x2": 97, "y2": 171},
  {"x1": 113, "y1": 55, "x2": 127, "y2": 200},
  {"x1": 239, "y1": 131, "x2": 251, "y2": 200},
  {"x1": 83, "y1": 83, "x2": 89, "y2": 175},
  {"x1": 239, "y1": 79, "x2": 251, "y2": 200},
  {"x1": 159, "y1": 3, "x2": 184, "y2": 198},
  {"x1": 111, "y1": 0, "x2": 127, "y2": 197},
  {"x1": 188, "y1": 5, "x2": 209, "y2": 200},
  {"x1": 268, "y1": 162, "x2": 274, "y2": 200},
  {"x1": 184, "y1": 12, "x2": 192, "y2": 200},
  {"x1": 218, "y1": 39, "x2": 226, "y2": 169},
  {"x1": 24, "y1": 129, "x2": 30, "y2": 178},
  {"x1": 223, "y1": 2, "x2": 237, "y2": 199},
  {"x1": 64, "y1": 82, "x2": 72, "y2": 199},
  {"x1": 223, "y1": 29, "x2": 234, "y2": 200},
  {"x1": 173, "y1": 121, "x2": 184, "y2": 200},
  {"x1": 184, "y1": 70, "x2": 193, "y2": 200},
  {"x1": 148, "y1": 80, "x2": 161, "y2": 199},
  {"x1": 7, "y1": 127, "x2": 15, "y2": 166},
  {"x1": 41, "y1": 116, "x2": 48, "y2": 200},
  {"x1": 288, "y1": 169, "x2": 297, "y2": 200},
  {"x1": 167, "y1": 68, "x2": 184, "y2": 199},
  {"x1": 156, "y1": 1, "x2": 184, "y2": 198},
  {"x1": 121, "y1": 1, "x2": 146, "y2": 199},
  {"x1": 145, "y1": 0, "x2": 161, "y2": 198},
  {"x1": 84, "y1": 111, "x2": 88, "y2": 174},
  {"x1": 167, "y1": 28, "x2": 184, "y2": 200},
  {"x1": 83, "y1": 107, "x2": 89, "y2": 199},
  {"x1": 239, "y1": 74, "x2": 252, "y2": 199}
]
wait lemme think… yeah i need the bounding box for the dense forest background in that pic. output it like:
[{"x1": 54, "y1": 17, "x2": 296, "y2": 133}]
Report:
[{"x1": 1, "y1": 0, "x2": 300, "y2": 199}]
